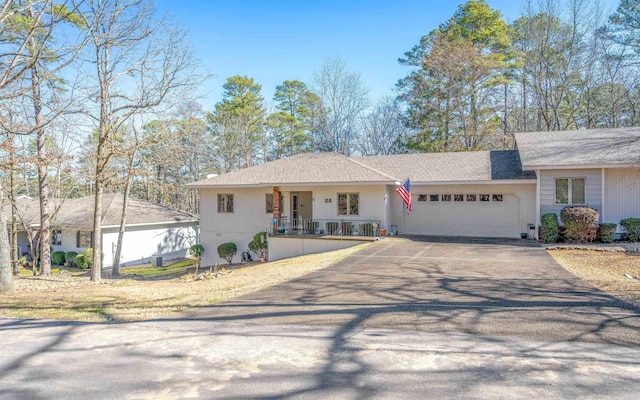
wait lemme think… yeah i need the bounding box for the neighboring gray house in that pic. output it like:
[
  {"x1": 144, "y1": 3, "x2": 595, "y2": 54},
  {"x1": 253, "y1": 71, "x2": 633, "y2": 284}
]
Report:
[
  {"x1": 9, "y1": 193, "x2": 199, "y2": 267},
  {"x1": 188, "y1": 127, "x2": 640, "y2": 265}
]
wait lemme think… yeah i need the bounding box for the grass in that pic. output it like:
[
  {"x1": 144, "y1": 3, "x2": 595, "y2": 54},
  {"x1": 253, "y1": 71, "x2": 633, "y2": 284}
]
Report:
[
  {"x1": 0, "y1": 244, "x2": 370, "y2": 323},
  {"x1": 549, "y1": 249, "x2": 640, "y2": 307},
  {"x1": 122, "y1": 259, "x2": 197, "y2": 277}
]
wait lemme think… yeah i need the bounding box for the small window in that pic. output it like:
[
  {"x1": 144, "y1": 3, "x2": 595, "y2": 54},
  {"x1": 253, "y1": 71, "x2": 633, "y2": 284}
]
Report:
[
  {"x1": 418, "y1": 194, "x2": 428, "y2": 202},
  {"x1": 480, "y1": 194, "x2": 490, "y2": 202},
  {"x1": 338, "y1": 193, "x2": 359, "y2": 215},
  {"x1": 442, "y1": 194, "x2": 451, "y2": 201},
  {"x1": 76, "y1": 231, "x2": 92, "y2": 248},
  {"x1": 217, "y1": 194, "x2": 234, "y2": 213},
  {"x1": 454, "y1": 194, "x2": 464, "y2": 202},
  {"x1": 466, "y1": 194, "x2": 477, "y2": 202},
  {"x1": 265, "y1": 193, "x2": 284, "y2": 214},
  {"x1": 52, "y1": 229, "x2": 62, "y2": 246},
  {"x1": 429, "y1": 194, "x2": 439, "y2": 202},
  {"x1": 492, "y1": 194, "x2": 503, "y2": 202},
  {"x1": 555, "y1": 178, "x2": 585, "y2": 205}
]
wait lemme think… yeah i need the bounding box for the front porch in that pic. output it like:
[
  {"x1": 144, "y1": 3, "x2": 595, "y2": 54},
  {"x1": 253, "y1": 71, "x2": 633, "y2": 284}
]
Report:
[{"x1": 270, "y1": 217, "x2": 385, "y2": 238}]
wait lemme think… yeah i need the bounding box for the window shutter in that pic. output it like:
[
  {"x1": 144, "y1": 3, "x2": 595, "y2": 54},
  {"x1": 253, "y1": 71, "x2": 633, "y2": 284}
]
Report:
[{"x1": 76, "y1": 231, "x2": 80, "y2": 248}]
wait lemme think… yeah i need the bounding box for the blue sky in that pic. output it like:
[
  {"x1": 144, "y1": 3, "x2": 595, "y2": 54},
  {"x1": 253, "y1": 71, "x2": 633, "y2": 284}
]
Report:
[{"x1": 154, "y1": 0, "x2": 619, "y2": 110}]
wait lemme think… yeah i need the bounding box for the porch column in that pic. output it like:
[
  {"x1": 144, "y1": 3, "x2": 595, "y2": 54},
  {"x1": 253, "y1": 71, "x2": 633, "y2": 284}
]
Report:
[{"x1": 272, "y1": 186, "x2": 281, "y2": 231}]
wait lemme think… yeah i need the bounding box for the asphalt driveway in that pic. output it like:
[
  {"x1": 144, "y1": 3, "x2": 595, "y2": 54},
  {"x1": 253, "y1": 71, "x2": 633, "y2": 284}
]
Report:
[
  {"x1": 1, "y1": 237, "x2": 640, "y2": 399},
  {"x1": 186, "y1": 236, "x2": 640, "y2": 345}
]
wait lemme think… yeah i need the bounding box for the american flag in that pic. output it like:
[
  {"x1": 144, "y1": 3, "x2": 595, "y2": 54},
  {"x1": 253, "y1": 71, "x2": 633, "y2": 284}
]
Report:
[{"x1": 396, "y1": 178, "x2": 412, "y2": 215}]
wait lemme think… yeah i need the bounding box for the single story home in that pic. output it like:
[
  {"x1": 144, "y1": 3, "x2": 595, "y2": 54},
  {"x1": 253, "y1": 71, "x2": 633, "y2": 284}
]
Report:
[
  {"x1": 8, "y1": 193, "x2": 199, "y2": 267},
  {"x1": 188, "y1": 127, "x2": 640, "y2": 265}
]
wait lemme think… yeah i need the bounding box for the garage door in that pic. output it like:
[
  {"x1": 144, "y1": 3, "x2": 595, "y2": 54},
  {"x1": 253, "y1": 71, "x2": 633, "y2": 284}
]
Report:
[{"x1": 404, "y1": 193, "x2": 520, "y2": 238}]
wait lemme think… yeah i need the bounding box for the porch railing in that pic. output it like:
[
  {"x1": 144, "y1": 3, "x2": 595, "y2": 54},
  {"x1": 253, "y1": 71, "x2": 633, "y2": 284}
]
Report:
[{"x1": 270, "y1": 217, "x2": 383, "y2": 237}]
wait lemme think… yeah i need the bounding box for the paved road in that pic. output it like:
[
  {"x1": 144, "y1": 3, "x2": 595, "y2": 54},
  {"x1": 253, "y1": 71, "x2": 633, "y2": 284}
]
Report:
[{"x1": 1, "y1": 237, "x2": 639, "y2": 399}]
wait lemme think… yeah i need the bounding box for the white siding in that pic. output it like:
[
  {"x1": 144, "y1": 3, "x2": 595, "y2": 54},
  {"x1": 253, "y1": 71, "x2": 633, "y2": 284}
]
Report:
[
  {"x1": 604, "y1": 167, "x2": 640, "y2": 229},
  {"x1": 389, "y1": 183, "x2": 536, "y2": 238},
  {"x1": 269, "y1": 237, "x2": 369, "y2": 261},
  {"x1": 539, "y1": 169, "x2": 602, "y2": 219},
  {"x1": 199, "y1": 185, "x2": 388, "y2": 266},
  {"x1": 102, "y1": 222, "x2": 198, "y2": 268}
]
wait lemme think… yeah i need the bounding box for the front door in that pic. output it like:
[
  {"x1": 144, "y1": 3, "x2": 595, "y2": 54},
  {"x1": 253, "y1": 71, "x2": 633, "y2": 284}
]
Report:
[{"x1": 292, "y1": 194, "x2": 300, "y2": 221}]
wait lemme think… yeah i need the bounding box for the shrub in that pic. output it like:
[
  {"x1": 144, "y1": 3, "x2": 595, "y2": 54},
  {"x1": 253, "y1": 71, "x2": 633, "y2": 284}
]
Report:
[
  {"x1": 248, "y1": 232, "x2": 268, "y2": 259},
  {"x1": 540, "y1": 213, "x2": 559, "y2": 243},
  {"x1": 189, "y1": 244, "x2": 205, "y2": 274},
  {"x1": 620, "y1": 218, "x2": 640, "y2": 242},
  {"x1": 359, "y1": 223, "x2": 376, "y2": 236},
  {"x1": 597, "y1": 223, "x2": 617, "y2": 243},
  {"x1": 51, "y1": 251, "x2": 66, "y2": 266},
  {"x1": 217, "y1": 242, "x2": 237, "y2": 265},
  {"x1": 79, "y1": 248, "x2": 104, "y2": 269},
  {"x1": 560, "y1": 207, "x2": 599, "y2": 243},
  {"x1": 65, "y1": 251, "x2": 78, "y2": 267},
  {"x1": 75, "y1": 254, "x2": 87, "y2": 269}
]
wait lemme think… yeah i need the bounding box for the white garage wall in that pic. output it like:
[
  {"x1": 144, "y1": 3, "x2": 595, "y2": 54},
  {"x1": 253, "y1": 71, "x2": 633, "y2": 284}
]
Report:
[
  {"x1": 102, "y1": 222, "x2": 198, "y2": 268},
  {"x1": 389, "y1": 183, "x2": 536, "y2": 237}
]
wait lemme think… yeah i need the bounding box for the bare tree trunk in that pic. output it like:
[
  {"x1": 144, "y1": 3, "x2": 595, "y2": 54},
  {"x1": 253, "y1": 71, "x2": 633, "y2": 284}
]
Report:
[
  {"x1": 91, "y1": 133, "x2": 107, "y2": 282},
  {"x1": 0, "y1": 186, "x2": 16, "y2": 294},
  {"x1": 10, "y1": 140, "x2": 19, "y2": 275},
  {"x1": 112, "y1": 150, "x2": 135, "y2": 276},
  {"x1": 29, "y1": 37, "x2": 51, "y2": 277}
]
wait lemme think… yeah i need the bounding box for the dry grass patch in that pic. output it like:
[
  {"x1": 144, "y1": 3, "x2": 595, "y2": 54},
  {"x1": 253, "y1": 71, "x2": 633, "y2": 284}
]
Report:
[
  {"x1": 0, "y1": 243, "x2": 370, "y2": 323},
  {"x1": 549, "y1": 249, "x2": 640, "y2": 307}
]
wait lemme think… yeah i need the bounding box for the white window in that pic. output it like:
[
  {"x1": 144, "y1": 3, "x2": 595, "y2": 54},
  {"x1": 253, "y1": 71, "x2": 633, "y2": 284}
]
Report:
[
  {"x1": 555, "y1": 178, "x2": 585, "y2": 205},
  {"x1": 338, "y1": 193, "x2": 359, "y2": 215},
  {"x1": 217, "y1": 194, "x2": 234, "y2": 213},
  {"x1": 52, "y1": 229, "x2": 62, "y2": 246},
  {"x1": 76, "y1": 231, "x2": 92, "y2": 248}
]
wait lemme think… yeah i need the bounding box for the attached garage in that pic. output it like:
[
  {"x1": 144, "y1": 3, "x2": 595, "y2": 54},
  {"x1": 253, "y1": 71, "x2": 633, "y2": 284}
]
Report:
[{"x1": 391, "y1": 183, "x2": 537, "y2": 239}]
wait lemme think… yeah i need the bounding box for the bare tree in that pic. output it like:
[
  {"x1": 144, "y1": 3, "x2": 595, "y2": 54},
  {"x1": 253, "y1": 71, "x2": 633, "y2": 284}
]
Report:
[
  {"x1": 78, "y1": 0, "x2": 202, "y2": 282},
  {"x1": 312, "y1": 56, "x2": 369, "y2": 156},
  {"x1": 356, "y1": 97, "x2": 406, "y2": 155}
]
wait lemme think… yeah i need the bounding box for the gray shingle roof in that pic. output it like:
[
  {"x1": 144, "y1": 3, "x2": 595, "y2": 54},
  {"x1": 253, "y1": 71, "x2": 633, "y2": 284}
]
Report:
[
  {"x1": 188, "y1": 150, "x2": 534, "y2": 188},
  {"x1": 7, "y1": 193, "x2": 197, "y2": 229},
  {"x1": 516, "y1": 127, "x2": 640, "y2": 169},
  {"x1": 356, "y1": 150, "x2": 534, "y2": 183}
]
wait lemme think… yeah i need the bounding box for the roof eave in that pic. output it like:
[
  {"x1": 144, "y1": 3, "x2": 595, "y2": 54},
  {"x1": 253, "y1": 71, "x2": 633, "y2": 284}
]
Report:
[
  {"x1": 411, "y1": 179, "x2": 537, "y2": 185},
  {"x1": 522, "y1": 162, "x2": 638, "y2": 170}
]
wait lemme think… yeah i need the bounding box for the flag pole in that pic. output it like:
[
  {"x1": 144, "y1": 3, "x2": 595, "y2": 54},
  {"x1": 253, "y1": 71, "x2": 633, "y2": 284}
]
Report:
[{"x1": 401, "y1": 202, "x2": 405, "y2": 235}]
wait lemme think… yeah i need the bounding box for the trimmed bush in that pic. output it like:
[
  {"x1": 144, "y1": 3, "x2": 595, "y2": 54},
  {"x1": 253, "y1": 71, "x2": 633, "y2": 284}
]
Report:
[
  {"x1": 359, "y1": 223, "x2": 376, "y2": 237},
  {"x1": 540, "y1": 213, "x2": 559, "y2": 243},
  {"x1": 560, "y1": 207, "x2": 599, "y2": 243},
  {"x1": 51, "y1": 251, "x2": 66, "y2": 266},
  {"x1": 620, "y1": 218, "x2": 640, "y2": 242},
  {"x1": 65, "y1": 251, "x2": 78, "y2": 267},
  {"x1": 248, "y1": 232, "x2": 268, "y2": 259},
  {"x1": 75, "y1": 254, "x2": 87, "y2": 269},
  {"x1": 189, "y1": 244, "x2": 205, "y2": 274},
  {"x1": 597, "y1": 223, "x2": 617, "y2": 243},
  {"x1": 217, "y1": 242, "x2": 237, "y2": 265}
]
